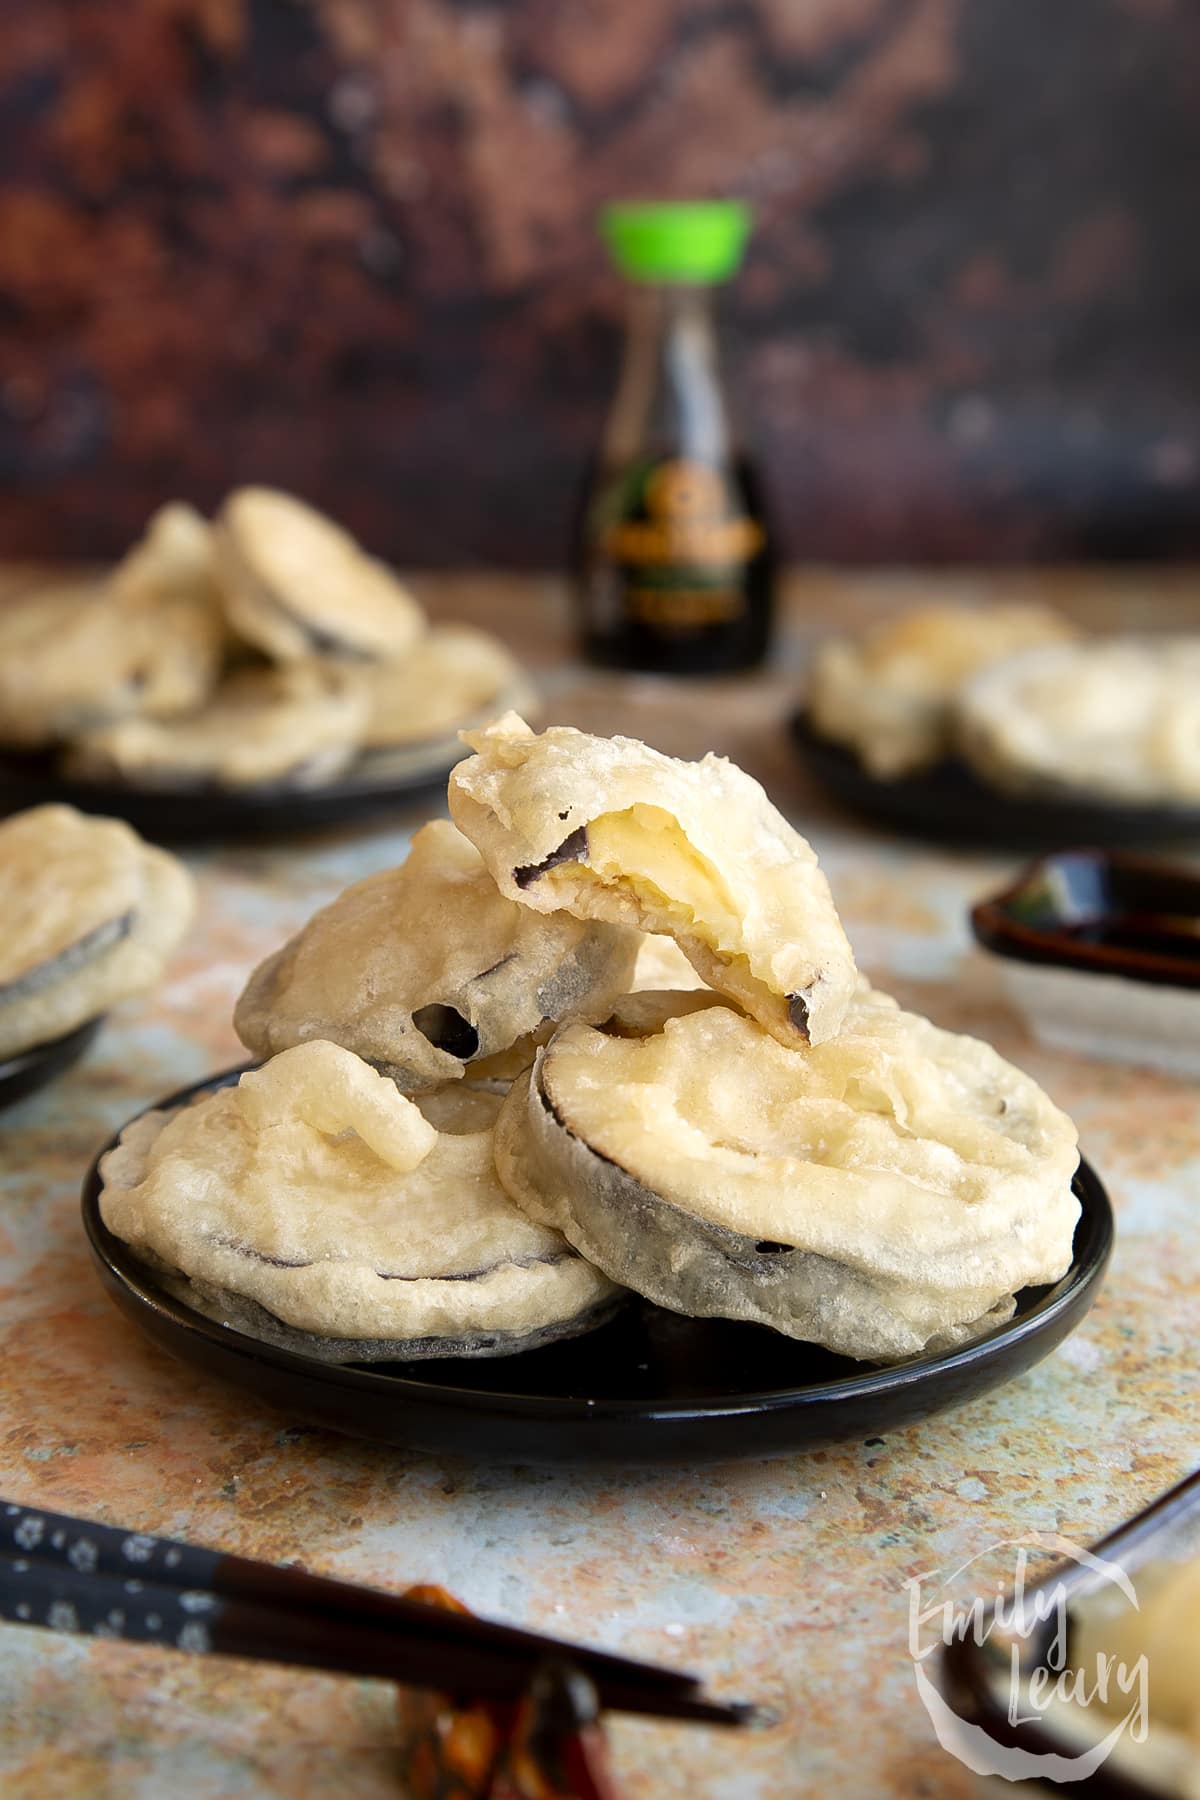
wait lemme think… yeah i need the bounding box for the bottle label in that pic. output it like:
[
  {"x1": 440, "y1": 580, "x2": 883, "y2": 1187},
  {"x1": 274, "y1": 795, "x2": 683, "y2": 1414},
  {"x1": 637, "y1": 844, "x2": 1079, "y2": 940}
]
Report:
[
  {"x1": 579, "y1": 460, "x2": 770, "y2": 666},
  {"x1": 603, "y1": 459, "x2": 764, "y2": 564}
]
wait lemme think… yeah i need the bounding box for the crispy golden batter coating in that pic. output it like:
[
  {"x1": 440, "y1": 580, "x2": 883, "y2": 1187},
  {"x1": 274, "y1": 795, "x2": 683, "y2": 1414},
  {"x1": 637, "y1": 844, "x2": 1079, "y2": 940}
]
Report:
[
  {"x1": 0, "y1": 505, "x2": 225, "y2": 751},
  {"x1": 234, "y1": 819, "x2": 641, "y2": 1089},
  {"x1": 0, "y1": 497, "x2": 538, "y2": 799},
  {"x1": 64, "y1": 662, "x2": 369, "y2": 790},
  {"x1": 108, "y1": 501, "x2": 227, "y2": 623},
  {"x1": 808, "y1": 602, "x2": 1076, "y2": 779},
  {"x1": 216, "y1": 487, "x2": 426, "y2": 662},
  {"x1": 411, "y1": 1081, "x2": 508, "y2": 1134},
  {"x1": 495, "y1": 990, "x2": 1080, "y2": 1361},
  {"x1": 0, "y1": 804, "x2": 193, "y2": 1058},
  {"x1": 448, "y1": 714, "x2": 857, "y2": 1047},
  {"x1": 99, "y1": 1041, "x2": 622, "y2": 1360},
  {"x1": 957, "y1": 637, "x2": 1200, "y2": 803},
  {"x1": 361, "y1": 624, "x2": 537, "y2": 754}
]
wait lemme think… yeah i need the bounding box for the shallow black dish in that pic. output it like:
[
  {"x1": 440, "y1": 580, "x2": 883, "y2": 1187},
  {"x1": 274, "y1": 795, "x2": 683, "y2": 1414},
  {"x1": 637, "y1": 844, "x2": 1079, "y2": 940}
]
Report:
[
  {"x1": 0, "y1": 1016, "x2": 103, "y2": 1113},
  {"x1": 969, "y1": 850, "x2": 1200, "y2": 1076},
  {"x1": 973, "y1": 847, "x2": 1200, "y2": 988},
  {"x1": 82, "y1": 1068, "x2": 1114, "y2": 1465},
  {"x1": 789, "y1": 709, "x2": 1200, "y2": 850},
  {"x1": 0, "y1": 753, "x2": 456, "y2": 844}
]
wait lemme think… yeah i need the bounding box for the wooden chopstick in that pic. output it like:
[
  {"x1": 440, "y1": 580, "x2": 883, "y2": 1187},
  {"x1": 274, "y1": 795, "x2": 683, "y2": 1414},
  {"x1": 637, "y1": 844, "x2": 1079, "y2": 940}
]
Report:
[{"x1": 1, "y1": 1504, "x2": 752, "y2": 1727}]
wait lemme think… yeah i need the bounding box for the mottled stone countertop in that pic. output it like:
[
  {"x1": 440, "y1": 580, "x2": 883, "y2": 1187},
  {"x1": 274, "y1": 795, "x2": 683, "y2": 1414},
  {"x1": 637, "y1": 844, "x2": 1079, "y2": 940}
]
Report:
[{"x1": 1, "y1": 569, "x2": 1197, "y2": 1798}]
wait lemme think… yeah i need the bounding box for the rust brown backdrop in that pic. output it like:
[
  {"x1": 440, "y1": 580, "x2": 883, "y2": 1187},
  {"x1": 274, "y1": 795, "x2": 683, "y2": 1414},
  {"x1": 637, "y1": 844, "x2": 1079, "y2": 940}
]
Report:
[{"x1": 1, "y1": 0, "x2": 1198, "y2": 566}]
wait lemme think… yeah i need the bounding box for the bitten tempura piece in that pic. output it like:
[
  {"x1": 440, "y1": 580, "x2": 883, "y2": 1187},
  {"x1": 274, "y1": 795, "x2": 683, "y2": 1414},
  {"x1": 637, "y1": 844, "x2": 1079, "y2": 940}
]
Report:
[{"x1": 448, "y1": 715, "x2": 856, "y2": 1047}]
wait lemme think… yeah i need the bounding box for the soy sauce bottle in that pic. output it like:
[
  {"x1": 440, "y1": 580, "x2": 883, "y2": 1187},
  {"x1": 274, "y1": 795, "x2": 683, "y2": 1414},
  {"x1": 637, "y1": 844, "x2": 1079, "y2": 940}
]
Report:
[{"x1": 575, "y1": 201, "x2": 774, "y2": 675}]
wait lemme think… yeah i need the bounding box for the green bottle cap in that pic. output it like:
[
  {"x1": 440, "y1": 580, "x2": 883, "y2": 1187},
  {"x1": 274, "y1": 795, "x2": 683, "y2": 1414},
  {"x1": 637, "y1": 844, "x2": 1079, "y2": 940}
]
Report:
[{"x1": 599, "y1": 200, "x2": 751, "y2": 285}]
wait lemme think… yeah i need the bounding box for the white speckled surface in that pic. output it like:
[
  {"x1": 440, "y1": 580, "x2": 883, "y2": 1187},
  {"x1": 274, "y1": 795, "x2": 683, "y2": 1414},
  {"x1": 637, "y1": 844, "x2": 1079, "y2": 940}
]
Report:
[{"x1": 0, "y1": 571, "x2": 1197, "y2": 1797}]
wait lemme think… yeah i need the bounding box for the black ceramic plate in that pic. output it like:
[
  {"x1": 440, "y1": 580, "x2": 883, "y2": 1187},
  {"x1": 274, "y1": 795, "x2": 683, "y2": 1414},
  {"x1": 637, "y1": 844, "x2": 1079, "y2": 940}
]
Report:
[
  {"x1": 0, "y1": 1016, "x2": 103, "y2": 1114},
  {"x1": 790, "y1": 709, "x2": 1200, "y2": 850},
  {"x1": 0, "y1": 753, "x2": 457, "y2": 844},
  {"x1": 82, "y1": 1069, "x2": 1114, "y2": 1465}
]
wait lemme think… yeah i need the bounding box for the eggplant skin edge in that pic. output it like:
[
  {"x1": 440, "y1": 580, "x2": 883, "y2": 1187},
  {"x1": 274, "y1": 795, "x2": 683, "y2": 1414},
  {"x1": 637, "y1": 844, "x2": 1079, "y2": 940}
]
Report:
[
  {"x1": 0, "y1": 909, "x2": 135, "y2": 1007},
  {"x1": 158, "y1": 1265, "x2": 626, "y2": 1364},
  {"x1": 493, "y1": 1057, "x2": 1016, "y2": 1365}
]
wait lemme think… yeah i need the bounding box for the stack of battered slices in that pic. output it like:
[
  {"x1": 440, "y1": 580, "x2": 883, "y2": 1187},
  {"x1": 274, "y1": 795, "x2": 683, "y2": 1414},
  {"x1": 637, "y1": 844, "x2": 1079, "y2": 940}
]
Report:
[
  {"x1": 808, "y1": 601, "x2": 1200, "y2": 804},
  {"x1": 100, "y1": 716, "x2": 1081, "y2": 1366},
  {"x1": 0, "y1": 492, "x2": 532, "y2": 790}
]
